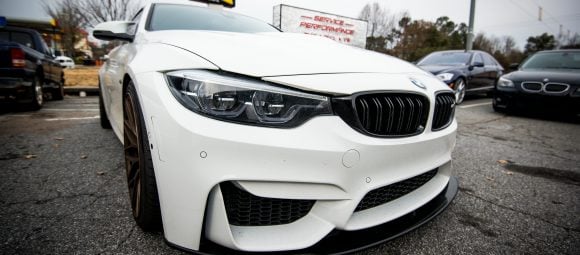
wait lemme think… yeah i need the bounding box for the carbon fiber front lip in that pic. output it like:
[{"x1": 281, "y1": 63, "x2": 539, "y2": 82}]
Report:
[{"x1": 166, "y1": 176, "x2": 459, "y2": 255}]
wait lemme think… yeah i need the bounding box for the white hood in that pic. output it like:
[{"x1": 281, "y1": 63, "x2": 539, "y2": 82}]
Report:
[{"x1": 145, "y1": 31, "x2": 426, "y2": 78}]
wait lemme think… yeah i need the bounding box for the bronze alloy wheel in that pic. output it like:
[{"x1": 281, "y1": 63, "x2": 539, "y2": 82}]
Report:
[
  {"x1": 124, "y1": 88, "x2": 142, "y2": 218},
  {"x1": 122, "y1": 81, "x2": 162, "y2": 230}
]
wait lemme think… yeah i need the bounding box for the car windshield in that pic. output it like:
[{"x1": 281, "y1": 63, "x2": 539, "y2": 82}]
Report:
[
  {"x1": 418, "y1": 52, "x2": 471, "y2": 66},
  {"x1": 148, "y1": 4, "x2": 280, "y2": 33},
  {"x1": 520, "y1": 51, "x2": 580, "y2": 70}
]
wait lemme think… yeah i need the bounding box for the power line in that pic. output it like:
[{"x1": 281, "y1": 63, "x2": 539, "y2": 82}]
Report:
[
  {"x1": 480, "y1": 14, "x2": 580, "y2": 29},
  {"x1": 507, "y1": 0, "x2": 558, "y2": 35},
  {"x1": 526, "y1": 0, "x2": 563, "y2": 23},
  {"x1": 523, "y1": 0, "x2": 576, "y2": 40}
]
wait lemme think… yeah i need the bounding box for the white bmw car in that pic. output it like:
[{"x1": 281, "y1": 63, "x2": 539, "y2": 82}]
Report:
[{"x1": 94, "y1": 0, "x2": 458, "y2": 253}]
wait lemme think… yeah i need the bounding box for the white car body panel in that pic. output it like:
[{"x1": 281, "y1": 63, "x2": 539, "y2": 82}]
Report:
[
  {"x1": 132, "y1": 72, "x2": 456, "y2": 251},
  {"x1": 263, "y1": 72, "x2": 448, "y2": 95},
  {"x1": 97, "y1": 1, "x2": 457, "y2": 252},
  {"x1": 145, "y1": 30, "x2": 428, "y2": 77},
  {"x1": 99, "y1": 42, "x2": 219, "y2": 141}
]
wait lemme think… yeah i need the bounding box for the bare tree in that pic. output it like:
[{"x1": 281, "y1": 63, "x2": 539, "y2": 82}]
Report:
[
  {"x1": 474, "y1": 32, "x2": 504, "y2": 53},
  {"x1": 43, "y1": 0, "x2": 142, "y2": 58},
  {"x1": 358, "y1": 2, "x2": 406, "y2": 50},
  {"x1": 78, "y1": 0, "x2": 142, "y2": 27},
  {"x1": 43, "y1": 0, "x2": 85, "y2": 57},
  {"x1": 359, "y1": 3, "x2": 403, "y2": 37},
  {"x1": 502, "y1": 36, "x2": 516, "y2": 54}
]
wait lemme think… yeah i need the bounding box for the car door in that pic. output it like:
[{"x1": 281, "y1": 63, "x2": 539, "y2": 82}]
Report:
[
  {"x1": 482, "y1": 53, "x2": 499, "y2": 89},
  {"x1": 467, "y1": 53, "x2": 486, "y2": 90},
  {"x1": 107, "y1": 10, "x2": 143, "y2": 133}
]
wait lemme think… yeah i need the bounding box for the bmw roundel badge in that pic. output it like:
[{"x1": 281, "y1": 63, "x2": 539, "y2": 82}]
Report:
[{"x1": 409, "y1": 77, "x2": 427, "y2": 89}]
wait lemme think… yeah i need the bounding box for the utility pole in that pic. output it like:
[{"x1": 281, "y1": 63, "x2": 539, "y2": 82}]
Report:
[{"x1": 466, "y1": 0, "x2": 476, "y2": 51}]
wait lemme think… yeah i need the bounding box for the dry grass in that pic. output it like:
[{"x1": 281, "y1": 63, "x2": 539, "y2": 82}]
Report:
[{"x1": 63, "y1": 66, "x2": 99, "y2": 87}]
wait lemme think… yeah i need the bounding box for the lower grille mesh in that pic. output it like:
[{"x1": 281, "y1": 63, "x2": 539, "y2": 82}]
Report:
[
  {"x1": 220, "y1": 182, "x2": 315, "y2": 226},
  {"x1": 355, "y1": 169, "x2": 438, "y2": 212}
]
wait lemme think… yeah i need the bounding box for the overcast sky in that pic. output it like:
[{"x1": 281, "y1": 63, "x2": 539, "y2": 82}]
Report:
[
  {"x1": 1, "y1": 0, "x2": 579, "y2": 49},
  {"x1": 233, "y1": 0, "x2": 580, "y2": 49}
]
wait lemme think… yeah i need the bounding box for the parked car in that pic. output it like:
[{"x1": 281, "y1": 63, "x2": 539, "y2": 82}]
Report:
[
  {"x1": 55, "y1": 56, "x2": 75, "y2": 69},
  {"x1": 493, "y1": 49, "x2": 580, "y2": 114},
  {"x1": 0, "y1": 26, "x2": 64, "y2": 109},
  {"x1": 417, "y1": 50, "x2": 504, "y2": 104},
  {"x1": 94, "y1": 0, "x2": 458, "y2": 253}
]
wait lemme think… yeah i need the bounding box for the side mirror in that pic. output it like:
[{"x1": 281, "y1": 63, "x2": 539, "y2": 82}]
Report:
[
  {"x1": 102, "y1": 55, "x2": 110, "y2": 61},
  {"x1": 509, "y1": 63, "x2": 519, "y2": 71},
  {"x1": 468, "y1": 61, "x2": 484, "y2": 71},
  {"x1": 93, "y1": 21, "x2": 135, "y2": 42}
]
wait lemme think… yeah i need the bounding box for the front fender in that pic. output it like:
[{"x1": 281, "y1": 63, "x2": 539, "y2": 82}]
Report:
[{"x1": 128, "y1": 43, "x2": 219, "y2": 75}]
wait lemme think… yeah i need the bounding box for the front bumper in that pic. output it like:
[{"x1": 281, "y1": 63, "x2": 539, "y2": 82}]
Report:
[
  {"x1": 172, "y1": 177, "x2": 458, "y2": 254},
  {"x1": 494, "y1": 88, "x2": 580, "y2": 113},
  {"x1": 0, "y1": 77, "x2": 34, "y2": 103},
  {"x1": 135, "y1": 71, "x2": 457, "y2": 252}
]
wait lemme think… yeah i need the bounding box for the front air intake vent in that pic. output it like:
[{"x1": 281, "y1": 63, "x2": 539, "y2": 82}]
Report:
[
  {"x1": 355, "y1": 168, "x2": 438, "y2": 212},
  {"x1": 220, "y1": 182, "x2": 315, "y2": 226}
]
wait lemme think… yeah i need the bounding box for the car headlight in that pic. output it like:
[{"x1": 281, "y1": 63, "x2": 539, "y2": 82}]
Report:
[
  {"x1": 497, "y1": 76, "x2": 514, "y2": 88},
  {"x1": 436, "y1": 73, "x2": 454, "y2": 82},
  {"x1": 165, "y1": 70, "x2": 332, "y2": 127}
]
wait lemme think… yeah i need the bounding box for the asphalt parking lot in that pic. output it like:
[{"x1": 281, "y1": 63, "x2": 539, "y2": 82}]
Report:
[{"x1": 0, "y1": 96, "x2": 579, "y2": 254}]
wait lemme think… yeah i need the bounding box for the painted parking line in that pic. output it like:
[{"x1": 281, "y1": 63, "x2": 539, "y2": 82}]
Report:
[
  {"x1": 42, "y1": 108, "x2": 99, "y2": 112},
  {"x1": 458, "y1": 102, "x2": 492, "y2": 109},
  {"x1": 45, "y1": 116, "x2": 100, "y2": 121}
]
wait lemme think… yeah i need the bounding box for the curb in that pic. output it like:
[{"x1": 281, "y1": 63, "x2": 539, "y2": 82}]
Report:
[{"x1": 64, "y1": 87, "x2": 99, "y2": 96}]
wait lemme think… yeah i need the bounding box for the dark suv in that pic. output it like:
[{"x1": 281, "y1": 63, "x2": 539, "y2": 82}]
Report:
[{"x1": 0, "y1": 26, "x2": 64, "y2": 110}]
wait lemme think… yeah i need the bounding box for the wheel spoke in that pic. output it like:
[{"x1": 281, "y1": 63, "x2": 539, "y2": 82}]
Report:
[
  {"x1": 133, "y1": 178, "x2": 141, "y2": 217},
  {"x1": 124, "y1": 122, "x2": 139, "y2": 145}
]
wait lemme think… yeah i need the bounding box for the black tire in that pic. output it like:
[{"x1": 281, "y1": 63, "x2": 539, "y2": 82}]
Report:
[
  {"x1": 28, "y1": 76, "x2": 43, "y2": 110},
  {"x1": 486, "y1": 90, "x2": 494, "y2": 98},
  {"x1": 492, "y1": 97, "x2": 511, "y2": 114},
  {"x1": 53, "y1": 75, "x2": 65, "y2": 100},
  {"x1": 99, "y1": 84, "x2": 112, "y2": 129},
  {"x1": 454, "y1": 78, "x2": 466, "y2": 105},
  {"x1": 123, "y1": 80, "x2": 162, "y2": 231},
  {"x1": 492, "y1": 101, "x2": 503, "y2": 113}
]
